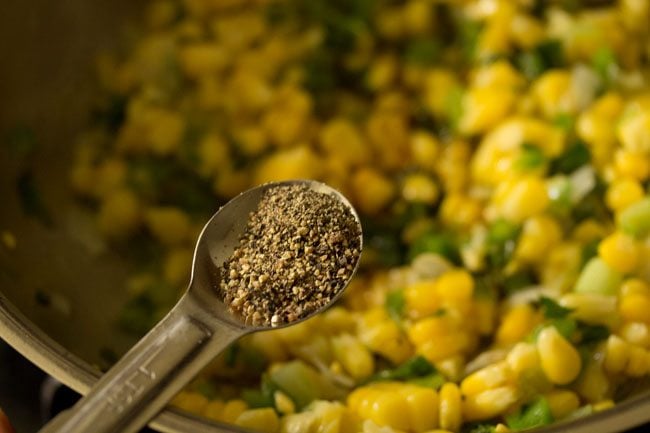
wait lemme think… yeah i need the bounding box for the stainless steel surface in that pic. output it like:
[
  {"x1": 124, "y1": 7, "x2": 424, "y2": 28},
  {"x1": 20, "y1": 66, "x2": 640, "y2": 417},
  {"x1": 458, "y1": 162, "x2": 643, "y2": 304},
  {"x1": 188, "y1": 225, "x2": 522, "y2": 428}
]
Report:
[{"x1": 36, "y1": 180, "x2": 363, "y2": 433}]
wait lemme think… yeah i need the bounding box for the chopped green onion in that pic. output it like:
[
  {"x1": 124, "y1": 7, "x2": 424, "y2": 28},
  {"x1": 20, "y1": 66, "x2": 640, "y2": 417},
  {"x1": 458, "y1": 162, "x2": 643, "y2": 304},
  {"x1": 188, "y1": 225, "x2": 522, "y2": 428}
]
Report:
[
  {"x1": 536, "y1": 296, "x2": 573, "y2": 319},
  {"x1": 366, "y1": 356, "x2": 436, "y2": 383},
  {"x1": 550, "y1": 141, "x2": 591, "y2": 175},
  {"x1": 618, "y1": 197, "x2": 650, "y2": 238},
  {"x1": 506, "y1": 397, "x2": 554, "y2": 431},
  {"x1": 516, "y1": 143, "x2": 547, "y2": 171},
  {"x1": 574, "y1": 257, "x2": 622, "y2": 296}
]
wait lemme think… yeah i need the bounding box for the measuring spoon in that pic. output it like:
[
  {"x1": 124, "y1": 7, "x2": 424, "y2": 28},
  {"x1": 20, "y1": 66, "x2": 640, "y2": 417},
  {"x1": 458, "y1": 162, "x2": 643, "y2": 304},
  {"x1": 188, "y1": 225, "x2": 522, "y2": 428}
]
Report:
[{"x1": 39, "y1": 179, "x2": 363, "y2": 433}]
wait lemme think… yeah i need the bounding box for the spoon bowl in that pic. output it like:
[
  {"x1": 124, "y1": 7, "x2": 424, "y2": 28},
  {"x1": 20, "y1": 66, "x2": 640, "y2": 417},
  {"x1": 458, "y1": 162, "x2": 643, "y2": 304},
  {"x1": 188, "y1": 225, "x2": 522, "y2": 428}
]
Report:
[{"x1": 39, "y1": 179, "x2": 363, "y2": 433}]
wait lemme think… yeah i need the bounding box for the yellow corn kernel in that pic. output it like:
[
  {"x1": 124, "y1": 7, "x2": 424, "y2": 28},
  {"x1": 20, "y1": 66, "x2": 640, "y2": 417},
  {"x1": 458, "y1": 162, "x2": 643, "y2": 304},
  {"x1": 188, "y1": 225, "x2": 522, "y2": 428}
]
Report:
[
  {"x1": 331, "y1": 334, "x2": 375, "y2": 381},
  {"x1": 440, "y1": 194, "x2": 482, "y2": 229},
  {"x1": 506, "y1": 342, "x2": 540, "y2": 376},
  {"x1": 626, "y1": 345, "x2": 649, "y2": 377},
  {"x1": 147, "y1": 109, "x2": 185, "y2": 155},
  {"x1": 358, "y1": 312, "x2": 414, "y2": 365},
  {"x1": 254, "y1": 145, "x2": 322, "y2": 185},
  {"x1": 620, "y1": 322, "x2": 650, "y2": 348},
  {"x1": 494, "y1": 424, "x2": 511, "y2": 433},
  {"x1": 619, "y1": 292, "x2": 650, "y2": 323},
  {"x1": 402, "y1": 174, "x2": 439, "y2": 204},
  {"x1": 605, "y1": 178, "x2": 644, "y2": 212},
  {"x1": 471, "y1": 61, "x2": 524, "y2": 90},
  {"x1": 436, "y1": 270, "x2": 474, "y2": 304},
  {"x1": 577, "y1": 92, "x2": 624, "y2": 147},
  {"x1": 537, "y1": 326, "x2": 582, "y2": 385},
  {"x1": 179, "y1": 43, "x2": 227, "y2": 79},
  {"x1": 617, "y1": 111, "x2": 650, "y2": 154},
  {"x1": 604, "y1": 335, "x2": 630, "y2": 374},
  {"x1": 515, "y1": 215, "x2": 563, "y2": 263},
  {"x1": 319, "y1": 118, "x2": 369, "y2": 166},
  {"x1": 436, "y1": 355, "x2": 466, "y2": 383},
  {"x1": 598, "y1": 231, "x2": 641, "y2": 274},
  {"x1": 532, "y1": 71, "x2": 573, "y2": 118},
  {"x1": 356, "y1": 387, "x2": 410, "y2": 431},
  {"x1": 458, "y1": 87, "x2": 515, "y2": 136},
  {"x1": 492, "y1": 177, "x2": 549, "y2": 223},
  {"x1": 461, "y1": 361, "x2": 512, "y2": 396},
  {"x1": 145, "y1": 207, "x2": 191, "y2": 246},
  {"x1": 544, "y1": 390, "x2": 580, "y2": 420},
  {"x1": 559, "y1": 292, "x2": 618, "y2": 328},
  {"x1": 221, "y1": 399, "x2": 249, "y2": 423},
  {"x1": 97, "y1": 188, "x2": 141, "y2": 239},
  {"x1": 366, "y1": 111, "x2": 410, "y2": 169},
  {"x1": 351, "y1": 167, "x2": 395, "y2": 215},
  {"x1": 202, "y1": 400, "x2": 225, "y2": 421},
  {"x1": 405, "y1": 386, "x2": 439, "y2": 431},
  {"x1": 424, "y1": 69, "x2": 460, "y2": 118},
  {"x1": 473, "y1": 298, "x2": 497, "y2": 335},
  {"x1": 575, "y1": 357, "x2": 610, "y2": 403},
  {"x1": 408, "y1": 316, "x2": 456, "y2": 345},
  {"x1": 510, "y1": 13, "x2": 545, "y2": 48},
  {"x1": 405, "y1": 279, "x2": 440, "y2": 318},
  {"x1": 93, "y1": 158, "x2": 126, "y2": 197},
  {"x1": 439, "y1": 383, "x2": 462, "y2": 432},
  {"x1": 273, "y1": 391, "x2": 295, "y2": 415},
  {"x1": 367, "y1": 54, "x2": 398, "y2": 91},
  {"x1": 621, "y1": 278, "x2": 650, "y2": 296},
  {"x1": 496, "y1": 304, "x2": 539, "y2": 346},
  {"x1": 410, "y1": 131, "x2": 440, "y2": 171},
  {"x1": 463, "y1": 386, "x2": 519, "y2": 422},
  {"x1": 163, "y1": 247, "x2": 192, "y2": 285},
  {"x1": 403, "y1": 0, "x2": 434, "y2": 35},
  {"x1": 235, "y1": 408, "x2": 280, "y2": 433},
  {"x1": 279, "y1": 411, "x2": 318, "y2": 433},
  {"x1": 171, "y1": 391, "x2": 208, "y2": 414},
  {"x1": 593, "y1": 399, "x2": 615, "y2": 412},
  {"x1": 197, "y1": 133, "x2": 230, "y2": 177},
  {"x1": 417, "y1": 333, "x2": 471, "y2": 363},
  {"x1": 614, "y1": 149, "x2": 650, "y2": 181}
]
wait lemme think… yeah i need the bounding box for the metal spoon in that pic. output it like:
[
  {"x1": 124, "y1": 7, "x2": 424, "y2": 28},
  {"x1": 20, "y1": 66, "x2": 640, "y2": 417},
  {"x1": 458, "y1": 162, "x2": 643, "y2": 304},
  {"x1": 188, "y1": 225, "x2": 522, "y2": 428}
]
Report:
[{"x1": 39, "y1": 179, "x2": 363, "y2": 433}]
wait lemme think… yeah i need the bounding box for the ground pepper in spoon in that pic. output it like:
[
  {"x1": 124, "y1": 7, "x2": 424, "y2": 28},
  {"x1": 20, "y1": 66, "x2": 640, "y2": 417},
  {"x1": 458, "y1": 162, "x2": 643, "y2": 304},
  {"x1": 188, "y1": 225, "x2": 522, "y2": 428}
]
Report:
[{"x1": 39, "y1": 180, "x2": 362, "y2": 433}]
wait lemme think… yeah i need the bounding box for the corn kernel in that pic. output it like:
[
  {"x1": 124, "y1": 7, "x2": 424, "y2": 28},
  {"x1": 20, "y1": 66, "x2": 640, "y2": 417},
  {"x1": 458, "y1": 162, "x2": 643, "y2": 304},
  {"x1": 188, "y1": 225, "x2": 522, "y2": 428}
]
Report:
[
  {"x1": 463, "y1": 386, "x2": 519, "y2": 422},
  {"x1": 319, "y1": 118, "x2": 369, "y2": 166},
  {"x1": 171, "y1": 391, "x2": 208, "y2": 414},
  {"x1": 331, "y1": 334, "x2": 375, "y2": 381},
  {"x1": 440, "y1": 194, "x2": 482, "y2": 228},
  {"x1": 614, "y1": 149, "x2": 650, "y2": 181},
  {"x1": 620, "y1": 322, "x2": 650, "y2": 348},
  {"x1": 405, "y1": 279, "x2": 440, "y2": 319},
  {"x1": 575, "y1": 358, "x2": 610, "y2": 403},
  {"x1": 544, "y1": 390, "x2": 580, "y2": 420},
  {"x1": 221, "y1": 399, "x2": 249, "y2": 423},
  {"x1": 604, "y1": 335, "x2": 630, "y2": 374},
  {"x1": 235, "y1": 408, "x2": 280, "y2": 433},
  {"x1": 619, "y1": 292, "x2": 650, "y2": 323},
  {"x1": 537, "y1": 326, "x2": 582, "y2": 385},
  {"x1": 351, "y1": 167, "x2": 396, "y2": 214},
  {"x1": 459, "y1": 88, "x2": 515, "y2": 136},
  {"x1": 439, "y1": 383, "x2": 462, "y2": 432},
  {"x1": 461, "y1": 362, "x2": 511, "y2": 396},
  {"x1": 410, "y1": 131, "x2": 440, "y2": 171},
  {"x1": 598, "y1": 231, "x2": 641, "y2": 273},
  {"x1": 493, "y1": 177, "x2": 549, "y2": 223},
  {"x1": 605, "y1": 179, "x2": 644, "y2": 212},
  {"x1": 506, "y1": 342, "x2": 540, "y2": 376},
  {"x1": 402, "y1": 174, "x2": 439, "y2": 204},
  {"x1": 620, "y1": 279, "x2": 650, "y2": 296},
  {"x1": 145, "y1": 207, "x2": 191, "y2": 246},
  {"x1": 533, "y1": 71, "x2": 574, "y2": 118},
  {"x1": 496, "y1": 305, "x2": 539, "y2": 346},
  {"x1": 97, "y1": 189, "x2": 141, "y2": 239},
  {"x1": 254, "y1": 146, "x2": 322, "y2": 185},
  {"x1": 515, "y1": 215, "x2": 563, "y2": 263},
  {"x1": 617, "y1": 111, "x2": 650, "y2": 154},
  {"x1": 626, "y1": 345, "x2": 649, "y2": 377},
  {"x1": 202, "y1": 400, "x2": 225, "y2": 421}
]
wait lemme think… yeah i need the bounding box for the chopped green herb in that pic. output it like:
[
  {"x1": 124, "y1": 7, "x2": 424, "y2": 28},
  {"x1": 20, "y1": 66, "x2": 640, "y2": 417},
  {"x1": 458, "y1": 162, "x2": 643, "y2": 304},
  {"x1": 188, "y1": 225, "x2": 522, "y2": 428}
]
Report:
[
  {"x1": 404, "y1": 38, "x2": 441, "y2": 66},
  {"x1": 367, "y1": 356, "x2": 436, "y2": 383},
  {"x1": 486, "y1": 219, "x2": 521, "y2": 268},
  {"x1": 515, "y1": 39, "x2": 565, "y2": 80},
  {"x1": 550, "y1": 141, "x2": 591, "y2": 175},
  {"x1": 408, "y1": 373, "x2": 446, "y2": 390},
  {"x1": 269, "y1": 361, "x2": 345, "y2": 409},
  {"x1": 529, "y1": 317, "x2": 577, "y2": 342},
  {"x1": 385, "y1": 289, "x2": 406, "y2": 322},
  {"x1": 408, "y1": 230, "x2": 461, "y2": 265},
  {"x1": 537, "y1": 296, "x2": 573, "y2": 319},
  {"x1": 574, "y1": 257, "x2": 621, "y2": 295},
  {"x1": 591, "y1": 47, "x2": 617, "y2": 83},
  {"x1": 516, "y1": 143, "x2": 547, "y2": 171},
  {"x1": 506, "y1": 397, "x2": 554, "y2": 431},
  {"x1": 578, "y1": 322, "x2": 610, "y2": 345},
  {"x1": 618, "y1": 197, "x2": 650, "y2": 238},
  {"x1": 444, "y1": 86, "x2": 464, "y2": 129},
  {"x1": 503, "y1": 270, "x2": 537, "y2": 295},
  {"x1": 553, "y1": 113, "x2": 575, "y2": 131}
]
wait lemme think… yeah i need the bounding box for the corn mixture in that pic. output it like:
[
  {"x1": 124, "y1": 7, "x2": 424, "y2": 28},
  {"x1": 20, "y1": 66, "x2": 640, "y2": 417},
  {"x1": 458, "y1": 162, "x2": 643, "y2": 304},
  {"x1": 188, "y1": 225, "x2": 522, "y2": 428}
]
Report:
[{"x1": 70, "y1": 0, "x2": 650, "y2": 432}]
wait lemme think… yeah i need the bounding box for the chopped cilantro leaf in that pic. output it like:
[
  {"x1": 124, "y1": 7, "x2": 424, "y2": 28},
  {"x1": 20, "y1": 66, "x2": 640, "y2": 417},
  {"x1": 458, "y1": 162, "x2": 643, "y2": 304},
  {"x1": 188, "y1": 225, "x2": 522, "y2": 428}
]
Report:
[
  {"x1": 537, "y1": 296, "x2": 573, "y2": 319},
  {"x1": 506, "y1": 397, "x2": 554, "y2": 431}
]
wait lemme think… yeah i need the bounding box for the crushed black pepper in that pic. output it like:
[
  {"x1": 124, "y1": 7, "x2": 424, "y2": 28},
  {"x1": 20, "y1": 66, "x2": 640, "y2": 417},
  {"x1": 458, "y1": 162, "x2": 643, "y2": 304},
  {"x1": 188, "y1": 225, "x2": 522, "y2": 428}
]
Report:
[{"x1": 219, "y1": 184, "x2": 361, "y2": 327}]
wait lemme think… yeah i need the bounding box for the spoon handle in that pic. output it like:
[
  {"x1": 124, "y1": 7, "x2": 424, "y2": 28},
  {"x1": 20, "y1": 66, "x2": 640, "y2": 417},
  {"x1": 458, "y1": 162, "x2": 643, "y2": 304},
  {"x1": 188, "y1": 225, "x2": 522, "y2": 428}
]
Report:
[{"x1": 39, "y1": 293, "x2": 243, "y2": 433}]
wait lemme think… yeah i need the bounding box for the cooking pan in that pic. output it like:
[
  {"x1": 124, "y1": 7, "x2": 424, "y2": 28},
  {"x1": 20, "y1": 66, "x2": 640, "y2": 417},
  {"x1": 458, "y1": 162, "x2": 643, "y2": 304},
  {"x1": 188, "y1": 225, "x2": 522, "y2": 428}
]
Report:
[{"x1": 2, "y1": 1, "x2": 650, "y2": 432}]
